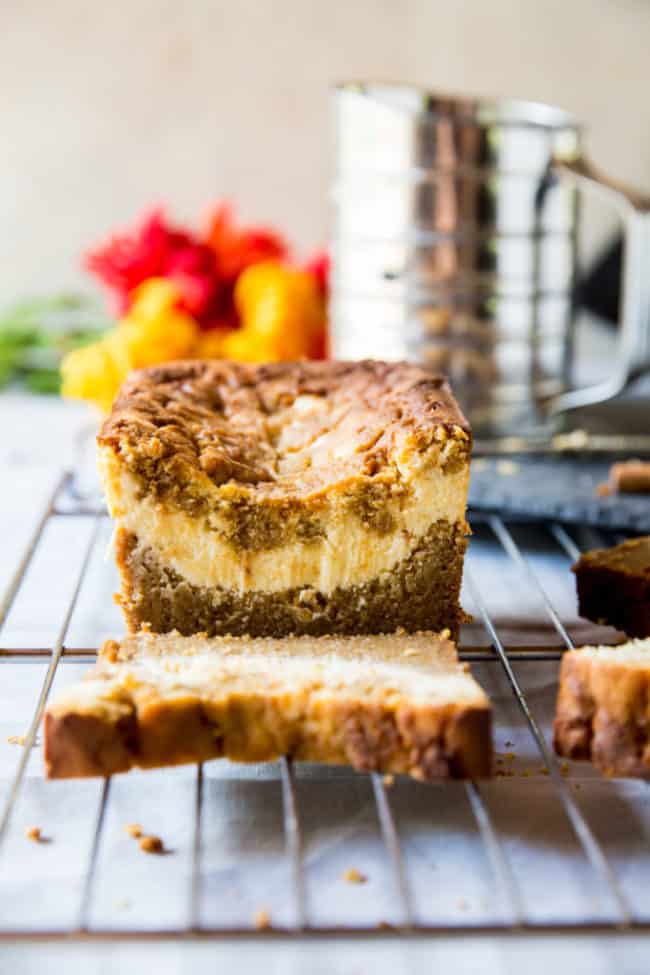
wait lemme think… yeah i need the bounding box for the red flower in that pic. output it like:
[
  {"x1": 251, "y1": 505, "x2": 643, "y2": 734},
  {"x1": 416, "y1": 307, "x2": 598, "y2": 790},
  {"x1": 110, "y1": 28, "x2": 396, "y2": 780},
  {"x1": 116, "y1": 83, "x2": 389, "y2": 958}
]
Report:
[{"x1": 85, "y1": 209, "x2": 221, "y2": 325}]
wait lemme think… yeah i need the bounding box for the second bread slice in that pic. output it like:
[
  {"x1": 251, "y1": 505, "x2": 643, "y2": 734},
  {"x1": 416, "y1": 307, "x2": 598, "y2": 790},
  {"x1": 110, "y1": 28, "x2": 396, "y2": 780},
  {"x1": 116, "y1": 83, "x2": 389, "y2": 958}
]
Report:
[
  {"x1": 554, "y1": 637, "x2": 650, "y2": 776},
  {"x1": 44, "y1": 630, "x2": 492, "y2": 781}
]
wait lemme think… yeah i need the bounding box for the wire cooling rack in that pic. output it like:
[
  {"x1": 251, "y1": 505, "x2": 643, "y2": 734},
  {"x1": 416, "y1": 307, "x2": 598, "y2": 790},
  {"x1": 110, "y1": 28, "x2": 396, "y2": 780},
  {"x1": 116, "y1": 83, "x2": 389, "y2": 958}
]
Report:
[{"x1": 0, "y1": 471, "x2": 649, "y2": 942}]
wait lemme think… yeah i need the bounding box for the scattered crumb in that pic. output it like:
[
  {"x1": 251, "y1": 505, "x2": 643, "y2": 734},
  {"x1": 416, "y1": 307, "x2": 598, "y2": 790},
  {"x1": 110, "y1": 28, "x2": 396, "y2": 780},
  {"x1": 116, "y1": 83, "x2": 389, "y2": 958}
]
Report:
[
  {"x1": 608, "y1": 459, "x2": 650, "y2": 494},
  {"x1": 574, "y1": 783, "x2": 581, "y2": 791},
  {"x1": 114, "y1": 898, "x2": 131, "y2": 911},
  {"x1": 343, "y1": 868, "x2": 367, "y2": 885},
  {"x1": 382, "y1": 774, "x2": 395, "y2": 788},
  {"x1": 7, "y1": 735, "x2": 26, "y2": 746},
  {"x1": 595, "y1": 482, "x2": 611, "y2": 498},
  {"x1": 538, "y1": 767, "x2": 550, "y2": 776},
  {"x1": 560, "y1": 761, "x2": 570, "y2": 777},
  {"x1": 139, "y1": 834, "x2": 164, "y2": 854},
  {"x1": 521, "y1": 770, "x2": 531, "y2": 778},
  {"x1": 472, "y1": 459, "x2": 488, "y2": 472},
  {"x1": 457, "y1": 898, "x2": 468, "y2": 911},
  {"x1": 254, "y1": 908, "x2": 271, "y2": 930},
  {"x1": 496, "y1": 459, "x2": 520, "y2": 477},
  {"x1": 26, "y1": 826, "x2": 48, "y2": 843},
  {"x1": 504, "y1": 752, "x2": 515, "y2": 762},
  {"x1": 125, "y1": 823, "x2": 143, "y2": 839},
  {"x1": 378, "y1": 921, "x2": 393, "y2": 930}
]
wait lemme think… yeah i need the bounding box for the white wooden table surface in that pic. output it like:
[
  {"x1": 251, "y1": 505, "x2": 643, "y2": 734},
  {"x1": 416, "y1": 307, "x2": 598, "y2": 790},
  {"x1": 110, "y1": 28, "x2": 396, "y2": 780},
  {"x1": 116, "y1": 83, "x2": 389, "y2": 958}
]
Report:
[{"x1": 1, "y1": 392, "x2": 649, "y2": 974}]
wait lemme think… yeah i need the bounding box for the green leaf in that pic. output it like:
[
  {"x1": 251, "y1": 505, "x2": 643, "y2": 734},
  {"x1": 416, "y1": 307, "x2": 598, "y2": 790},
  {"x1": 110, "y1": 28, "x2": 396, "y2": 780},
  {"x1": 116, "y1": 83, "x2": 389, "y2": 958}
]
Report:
[
  {"x1": 0, "y1": 291, "x2": 111, "y2": 394},
  {"x1": 23, "y1": 369, "x2": 62, "y2": 394}
]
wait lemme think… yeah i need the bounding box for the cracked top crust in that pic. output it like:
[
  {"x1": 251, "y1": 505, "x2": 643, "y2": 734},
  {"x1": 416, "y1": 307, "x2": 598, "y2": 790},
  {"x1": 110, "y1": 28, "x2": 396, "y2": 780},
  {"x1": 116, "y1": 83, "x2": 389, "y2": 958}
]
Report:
[{"x1": 98, "y1": 360, "x2": 471, "y2": 503}]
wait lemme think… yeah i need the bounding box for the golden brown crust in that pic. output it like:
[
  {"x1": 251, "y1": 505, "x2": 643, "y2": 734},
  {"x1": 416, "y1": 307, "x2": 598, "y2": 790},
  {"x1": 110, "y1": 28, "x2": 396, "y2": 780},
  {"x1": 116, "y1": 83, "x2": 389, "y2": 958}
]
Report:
[
  {"x1": 44, "y1": 631, "x2": 492, "y2": 781},
  {"x1": 554, "y1": 645, "x2": 650, "y2": 777},
  {"x1": 43, "y1": 710, "x2": 137, "y2": 778},
  {"x1": 98, "y1": 360, "x2": 471, "y2": 507},
  {"x1": 45, "y1": 699, "x2": 491, "y2": 781}
]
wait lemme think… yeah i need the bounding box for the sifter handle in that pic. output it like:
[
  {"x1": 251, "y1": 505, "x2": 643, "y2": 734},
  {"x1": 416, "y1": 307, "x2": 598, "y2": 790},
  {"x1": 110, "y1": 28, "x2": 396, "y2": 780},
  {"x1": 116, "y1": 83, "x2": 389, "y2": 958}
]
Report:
[{"x1": 548, "y1": 153, "x2": 650, "y2": 415}]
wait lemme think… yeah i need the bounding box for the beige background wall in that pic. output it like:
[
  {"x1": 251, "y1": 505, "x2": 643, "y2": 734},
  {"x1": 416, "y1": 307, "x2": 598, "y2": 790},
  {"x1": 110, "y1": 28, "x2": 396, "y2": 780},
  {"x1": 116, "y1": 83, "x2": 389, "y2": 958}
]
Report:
[{"x1": 1, "y1": 0, "x2": 649, "y2": 301}]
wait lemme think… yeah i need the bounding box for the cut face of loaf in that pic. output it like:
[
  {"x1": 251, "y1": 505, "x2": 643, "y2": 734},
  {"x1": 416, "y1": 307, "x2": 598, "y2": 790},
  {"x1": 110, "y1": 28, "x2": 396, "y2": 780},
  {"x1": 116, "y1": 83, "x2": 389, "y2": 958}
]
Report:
[
  {"x1": 98, "y1": 360, "x2": 471, "y2": 640},
  {"x1": 554, "y1": 637, "x2": 650, "y2": 777},
  {"x1": 44, "y1": 630, "x2": 492, "y2": 781}
]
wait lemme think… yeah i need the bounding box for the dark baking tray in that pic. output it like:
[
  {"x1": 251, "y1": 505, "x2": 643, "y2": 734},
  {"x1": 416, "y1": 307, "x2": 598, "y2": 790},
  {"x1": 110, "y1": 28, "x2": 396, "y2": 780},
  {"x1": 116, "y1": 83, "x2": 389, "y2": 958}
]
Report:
[{"x1": 468, "y1": 455, "x2": 650, "y2": 534}]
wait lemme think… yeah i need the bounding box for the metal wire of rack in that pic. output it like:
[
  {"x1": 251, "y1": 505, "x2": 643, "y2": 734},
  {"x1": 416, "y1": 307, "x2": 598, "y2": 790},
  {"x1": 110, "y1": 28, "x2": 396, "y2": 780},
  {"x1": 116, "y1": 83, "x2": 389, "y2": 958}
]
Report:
[{"x1": 0, "y1": 471, "x2": 648, "y2": 943}]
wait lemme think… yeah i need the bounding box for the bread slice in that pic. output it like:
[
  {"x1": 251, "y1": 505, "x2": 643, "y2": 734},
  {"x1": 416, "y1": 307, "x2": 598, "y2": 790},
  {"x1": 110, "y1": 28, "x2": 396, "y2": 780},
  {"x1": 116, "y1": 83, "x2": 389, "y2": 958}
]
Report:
[
  {"x1": 44, "y1": 630, "x2": 492, "y2": 781},
  {"x1": 572, "y1": 537, "x2": 650, "y2": 639},
  {"x1": 554, "y1": 637, "x2": 650, "y2": 777}
]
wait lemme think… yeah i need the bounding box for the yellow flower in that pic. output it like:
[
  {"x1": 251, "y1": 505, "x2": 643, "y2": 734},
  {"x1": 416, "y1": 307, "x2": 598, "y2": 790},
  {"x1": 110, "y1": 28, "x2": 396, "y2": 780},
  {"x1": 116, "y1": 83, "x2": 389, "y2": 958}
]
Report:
[
  {"x1": 61, "y1": 341, "x2": 125, "y2": 413},
  {"x1": 120, "y1": 280, "x2": 197, "y2": 366},
  {"x1": 61, "y1": 279, "x2": 198, "y2": 411},
  {"x1": 194, "y1": 329, "x2": 229, "y2": 359},
  {"x1": 226, "y1": 261, "x2": 325, "y2": 362}
]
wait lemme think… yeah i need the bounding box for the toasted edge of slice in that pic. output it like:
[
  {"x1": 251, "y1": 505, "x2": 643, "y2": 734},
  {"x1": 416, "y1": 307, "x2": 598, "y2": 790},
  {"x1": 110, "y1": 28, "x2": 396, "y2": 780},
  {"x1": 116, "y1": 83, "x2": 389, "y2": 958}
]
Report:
[
  {"x1": 554, "y1": 637, "x2": 650, "y2": 777},
  {"x1": 44, "y1": 630, "x2": 492, "y2": 782}
]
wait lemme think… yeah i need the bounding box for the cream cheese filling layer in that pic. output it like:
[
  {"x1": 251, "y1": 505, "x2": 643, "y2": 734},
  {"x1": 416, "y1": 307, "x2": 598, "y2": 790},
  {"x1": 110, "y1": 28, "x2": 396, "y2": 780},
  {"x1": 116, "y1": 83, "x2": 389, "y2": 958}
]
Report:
[{"x1": 102, "y1": 458, "x2": 469, "y2": 595}]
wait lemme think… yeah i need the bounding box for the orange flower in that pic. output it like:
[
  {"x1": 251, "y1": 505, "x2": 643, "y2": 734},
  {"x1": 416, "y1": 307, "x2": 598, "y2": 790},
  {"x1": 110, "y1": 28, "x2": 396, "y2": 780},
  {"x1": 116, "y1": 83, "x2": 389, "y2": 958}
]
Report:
[
  {"x1": 204, "y1": 203, "x2": 289, "y2": 286},
  {"x1": 221, "y1": 261, "x2": 326, "y2": 363}
]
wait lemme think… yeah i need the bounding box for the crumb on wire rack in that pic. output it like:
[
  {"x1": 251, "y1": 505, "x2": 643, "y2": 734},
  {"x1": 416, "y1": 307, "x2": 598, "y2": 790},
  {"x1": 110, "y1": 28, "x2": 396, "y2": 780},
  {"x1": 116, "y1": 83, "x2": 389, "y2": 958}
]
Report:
[
  {"x1": 139, "y1": 834, "x2": 164, "y2": 854},
  {"x1": 343, "y1": 868, "x2": 367, "y2": 884},
  {"x1": 254, "y1": 908, "x2": 271, "y2": 930},
  {"x1": 25, "y1": 826, "x2": 48, "y2": 843}
]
